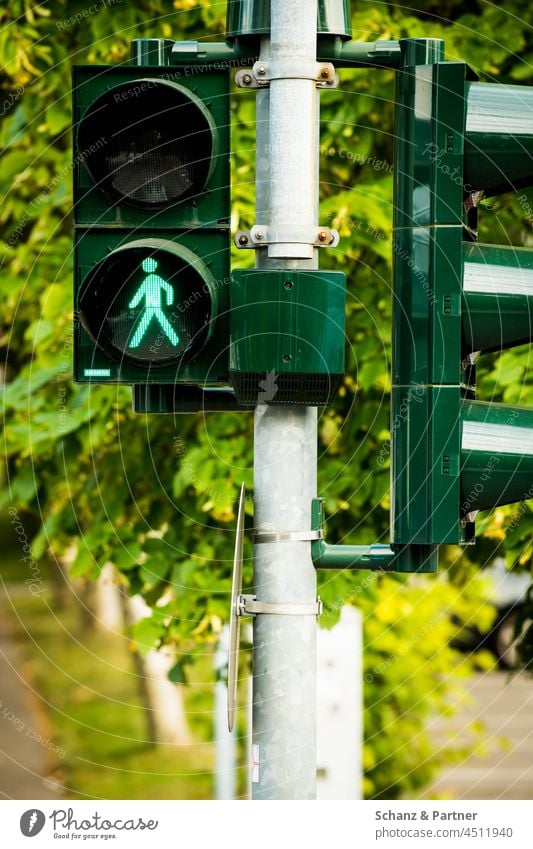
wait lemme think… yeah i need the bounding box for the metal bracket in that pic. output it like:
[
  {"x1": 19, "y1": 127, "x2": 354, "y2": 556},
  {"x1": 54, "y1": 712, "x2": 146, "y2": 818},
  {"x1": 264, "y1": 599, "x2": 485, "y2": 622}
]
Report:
[
  {"x1": 235, "y1": 224, "x2": 339, "y2": 250},
  {"x1": 235, "y1": 59, "x2": 338, "y2": 89},
  {"x1": 253, "y1": 529, "x2": 323, "y2": 544},
  {"x1": 237, "y1": 594, "x2": 323, "y2": 618},
  {"x1": 227, "y1": 485, "x2": 324, "y2": 732},
  {"x1": 171, "y1": 40, "x2": 200, "y2": 59}
]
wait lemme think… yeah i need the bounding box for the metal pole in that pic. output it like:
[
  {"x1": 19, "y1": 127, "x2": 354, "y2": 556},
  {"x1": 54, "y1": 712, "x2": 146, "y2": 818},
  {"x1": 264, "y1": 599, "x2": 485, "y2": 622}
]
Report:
[{"x1": 252, "y1": 0, "x2": 319, "y2": 800}]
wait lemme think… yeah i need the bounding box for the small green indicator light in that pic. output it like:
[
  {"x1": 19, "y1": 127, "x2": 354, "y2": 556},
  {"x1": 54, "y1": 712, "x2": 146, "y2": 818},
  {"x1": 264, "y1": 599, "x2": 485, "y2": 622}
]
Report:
[
  {"x1": 84, "y1": 368, "x2": 111, "y2": 377},
  {"x1": 128, "y1": 258, "x2": 180, "y2": 349}
]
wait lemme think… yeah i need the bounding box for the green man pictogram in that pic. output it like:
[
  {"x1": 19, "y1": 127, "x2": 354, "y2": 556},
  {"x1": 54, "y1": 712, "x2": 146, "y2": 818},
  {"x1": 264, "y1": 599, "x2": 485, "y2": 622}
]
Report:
[{"x1": 128, "y1": 257, "x2": 180, "y2": 348}]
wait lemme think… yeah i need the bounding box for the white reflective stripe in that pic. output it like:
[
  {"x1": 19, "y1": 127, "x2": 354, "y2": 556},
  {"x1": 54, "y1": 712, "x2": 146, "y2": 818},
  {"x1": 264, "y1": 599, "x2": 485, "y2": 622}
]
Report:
[
  {"x1": 466, "y1": 114, "x2": 533, "y2": 134},
  {"x1": 466, "y1": 86, "x2": 533, "y2": 134},
  {"x1": 464, "y1": 262, "x2": 533, "y2": 295},
  {"x1": 462, "y1": 421, "x2": 533, "y2": 455}
]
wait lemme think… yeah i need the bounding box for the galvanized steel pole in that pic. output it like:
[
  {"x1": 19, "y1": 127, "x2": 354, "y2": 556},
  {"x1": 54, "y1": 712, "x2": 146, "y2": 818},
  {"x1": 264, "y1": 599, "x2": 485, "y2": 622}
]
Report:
[{"x1": 252, "y1": 0, "x2": 320, "y2": 800}]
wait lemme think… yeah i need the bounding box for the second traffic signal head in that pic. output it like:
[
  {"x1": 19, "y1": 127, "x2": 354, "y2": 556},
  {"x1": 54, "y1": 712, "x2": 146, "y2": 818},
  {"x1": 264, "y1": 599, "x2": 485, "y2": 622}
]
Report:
[{"x1": 391, "y1": 44, "x2": 533, "y2": 547}]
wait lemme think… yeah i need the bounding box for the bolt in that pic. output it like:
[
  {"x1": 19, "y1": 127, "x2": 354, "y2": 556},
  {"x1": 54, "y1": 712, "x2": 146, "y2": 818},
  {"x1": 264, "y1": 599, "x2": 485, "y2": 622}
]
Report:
[
  {"x1": 320, "y1": 66, "x2": 330, "y2": 79},
  {"x1": 255, "y1": 231, "x2": 264, "y2": 240},
  {"x1": 284, "y1": 281, "x2": 293, "y2": 290},
  {"x1": 242, "y1": 73, "x2": 252, "y2": 85},
  {"x1": 318, "y1": 230, "x2": 328, "y2": 242},
  {"x1": 238, "y1": 234, "x2": 249, "y2": 246},
  {"x1": 282, "y1": 354, "x2": 291, "y2": 363},
  {"x1": 257, "y1": 65, "x2": 266, "y2": 76}
]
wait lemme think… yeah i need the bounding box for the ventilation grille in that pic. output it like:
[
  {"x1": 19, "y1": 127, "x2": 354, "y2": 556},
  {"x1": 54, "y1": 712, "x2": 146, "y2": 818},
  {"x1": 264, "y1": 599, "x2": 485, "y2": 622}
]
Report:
[{"x1": 231, "y1": 372, "x2": 342, "y2": 406}]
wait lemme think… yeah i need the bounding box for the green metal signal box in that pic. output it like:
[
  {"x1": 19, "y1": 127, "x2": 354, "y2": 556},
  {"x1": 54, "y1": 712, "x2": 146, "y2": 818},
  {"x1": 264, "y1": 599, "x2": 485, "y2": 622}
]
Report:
[{"x1": 229, "y1": 269, "x2": 346, "y2": 405}]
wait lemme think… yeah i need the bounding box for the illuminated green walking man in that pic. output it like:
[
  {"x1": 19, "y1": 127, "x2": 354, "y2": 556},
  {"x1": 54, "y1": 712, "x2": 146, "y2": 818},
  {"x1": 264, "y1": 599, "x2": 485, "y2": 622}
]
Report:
[{"x1": 128, "y1": 258, "x2": 180, "y2": 348}]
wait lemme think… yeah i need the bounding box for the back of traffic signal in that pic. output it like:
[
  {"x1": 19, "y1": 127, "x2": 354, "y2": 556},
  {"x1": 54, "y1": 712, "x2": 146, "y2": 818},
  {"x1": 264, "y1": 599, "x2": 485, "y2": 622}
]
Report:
[{"x1": 390, "y1": 38, "x2": 533, "y2": 560}]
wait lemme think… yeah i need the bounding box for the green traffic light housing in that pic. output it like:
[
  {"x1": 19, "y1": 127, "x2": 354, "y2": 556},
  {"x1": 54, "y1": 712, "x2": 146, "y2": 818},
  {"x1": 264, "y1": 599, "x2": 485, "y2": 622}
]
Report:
[
  {"x1": 391, "y1": 39, "x2": 533, "y2": 549},
  {"x1": 312, "y1": 38, "x2": 533, "y2": 573},
  {"x1": 78, "y1": 239, "x2": 217, "y2": 372},
  {"x1": 73, "y1": 57, "x2": 232, "y2": 393}
]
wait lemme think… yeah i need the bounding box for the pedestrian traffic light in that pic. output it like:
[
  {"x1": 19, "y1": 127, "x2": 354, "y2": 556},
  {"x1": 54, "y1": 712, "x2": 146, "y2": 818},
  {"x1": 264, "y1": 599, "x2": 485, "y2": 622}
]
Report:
[
  {"x1": 391, "y1": 40, "x2": 533, "y2": 548},
  {"x1": 73, "y1": 41, "x2": 231, "y2": 392}
]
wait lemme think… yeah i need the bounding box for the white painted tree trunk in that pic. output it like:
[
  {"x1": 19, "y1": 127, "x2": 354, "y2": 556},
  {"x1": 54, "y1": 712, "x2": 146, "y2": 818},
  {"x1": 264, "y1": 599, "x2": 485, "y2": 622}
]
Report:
[
  {"x1": 92, "y1": 563, "x2": 124, "y2": 633},
  {"x1": 126, "y1": 595, "x2": 191, "y2": 746}
]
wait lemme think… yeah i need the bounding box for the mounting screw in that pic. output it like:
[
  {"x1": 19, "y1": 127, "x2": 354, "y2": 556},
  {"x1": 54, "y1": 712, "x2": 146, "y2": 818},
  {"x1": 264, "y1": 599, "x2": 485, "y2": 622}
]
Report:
[
  {"x1": 238, "y1": 234, "x2": 249, "y2": 246},
  {"x1": 284, "y1": 281, "x2": 293, "y2": 290},
  {"x1": 318, "y1": 231, "x2": 328, "y2": 242},
  {"x1": 257, "y1": 65, "x2": 266, "y2": 76},
  {"x1": 255, "y1": 231, "x2": 264, "y2": 240},
  {"x1": 320, "y1": 66, "x2": 330, "y2": 79},
  {"x1": 242, "y1": 73, "x2": 252, "y2": 85},
  {"x1": 282, "y1": 354, "x2": 292, "y2": 363}
]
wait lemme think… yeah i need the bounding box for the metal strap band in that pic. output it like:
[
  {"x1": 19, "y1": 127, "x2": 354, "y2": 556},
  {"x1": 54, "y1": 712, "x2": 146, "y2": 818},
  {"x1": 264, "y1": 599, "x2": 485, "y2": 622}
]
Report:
[
  {"x1": 238, "y1": 594, "x2": 322, "y2": 617},
  {"x1": 253, "y1": 529, "x2": 324, "y2": 544}
]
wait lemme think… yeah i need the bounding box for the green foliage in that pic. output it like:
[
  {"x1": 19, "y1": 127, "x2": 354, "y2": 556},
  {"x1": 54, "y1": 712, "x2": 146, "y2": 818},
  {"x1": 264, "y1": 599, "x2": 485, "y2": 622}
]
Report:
[{"x1": 1, "y1": 0, "x2": 532, "y2": 799}]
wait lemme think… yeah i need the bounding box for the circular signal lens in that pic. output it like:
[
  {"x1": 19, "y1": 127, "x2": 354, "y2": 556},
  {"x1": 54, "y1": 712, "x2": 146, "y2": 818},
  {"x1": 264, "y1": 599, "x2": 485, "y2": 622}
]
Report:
[
  {"x1": 78, "y1": 240, "x2": 215, "y2": 367},
  {"x1": 77, "y1": 79, "x2": 216, "y2": 209}
]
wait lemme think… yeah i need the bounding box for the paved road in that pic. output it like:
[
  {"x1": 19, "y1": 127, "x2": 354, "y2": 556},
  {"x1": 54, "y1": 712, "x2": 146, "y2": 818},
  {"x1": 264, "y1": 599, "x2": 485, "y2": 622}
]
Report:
[
  {"x1": 424, "y1": 670, "x2": 533, "y2": 800},
  {"x1": 0, "y1": 609, "x2": 63, "y2": 800}
]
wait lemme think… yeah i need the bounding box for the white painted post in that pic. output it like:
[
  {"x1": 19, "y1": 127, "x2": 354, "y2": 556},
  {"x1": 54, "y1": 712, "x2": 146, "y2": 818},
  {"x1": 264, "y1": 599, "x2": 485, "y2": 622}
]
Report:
[
  {"x1": 317, "y1": 606, "x2": 363, "y2": 800},
  {"x1": 214, "y1": 624, "x2": 237, "y2": 799}
]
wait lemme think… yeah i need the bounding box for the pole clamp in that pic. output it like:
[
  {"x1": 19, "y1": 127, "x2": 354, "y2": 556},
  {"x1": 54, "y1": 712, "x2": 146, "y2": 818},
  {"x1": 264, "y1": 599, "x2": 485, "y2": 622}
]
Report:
[
  {"x1": 235, "y1": 224, "x2": 339, "y2": 250},
  {"x1": 235, "y1": 59, "x2": 338, "y2": 89},
  {"x1": 253, "y1": 529, "x2": 323, "y2": 544},
  {"x1": 237, "y1": 594, "x2": 323, "y2": 618}
]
